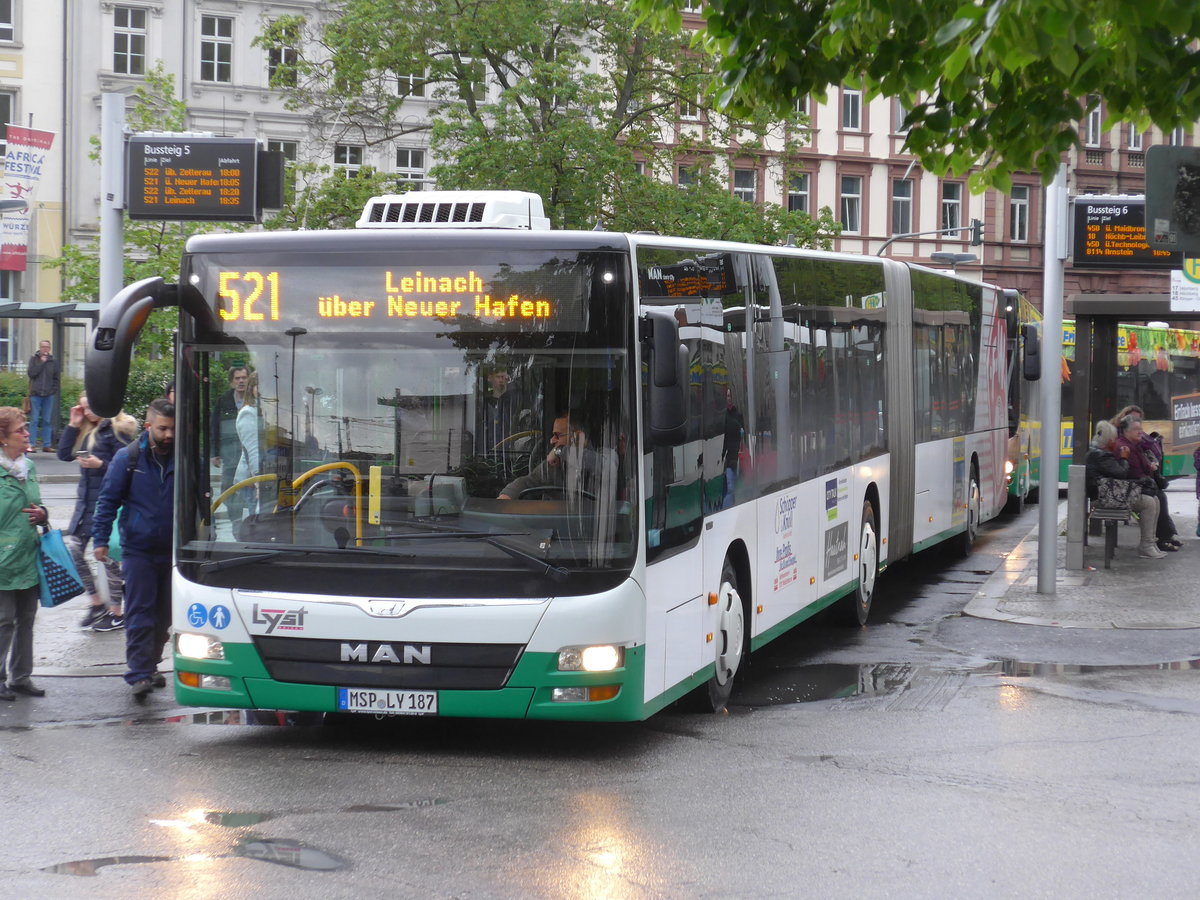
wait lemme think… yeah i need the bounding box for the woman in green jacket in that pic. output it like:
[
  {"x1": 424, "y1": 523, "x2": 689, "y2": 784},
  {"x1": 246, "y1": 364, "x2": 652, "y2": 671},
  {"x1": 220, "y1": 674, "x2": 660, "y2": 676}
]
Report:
[{"x1": 0, "y1": 406, "x2": 49, "y2": 700}]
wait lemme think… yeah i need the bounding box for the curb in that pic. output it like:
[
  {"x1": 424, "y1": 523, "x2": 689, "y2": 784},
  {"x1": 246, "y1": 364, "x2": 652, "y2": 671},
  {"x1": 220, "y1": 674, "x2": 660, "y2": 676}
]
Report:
[{"x1": 963, "y1": 512, "x2": 1200, "y2": 631}]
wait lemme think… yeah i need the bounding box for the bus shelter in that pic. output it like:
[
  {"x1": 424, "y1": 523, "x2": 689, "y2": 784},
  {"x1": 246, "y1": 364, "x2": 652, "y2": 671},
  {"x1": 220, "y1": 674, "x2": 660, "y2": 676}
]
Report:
[{"x1": 1068, "y1": 292, "x2": 1198, "y2": 468}]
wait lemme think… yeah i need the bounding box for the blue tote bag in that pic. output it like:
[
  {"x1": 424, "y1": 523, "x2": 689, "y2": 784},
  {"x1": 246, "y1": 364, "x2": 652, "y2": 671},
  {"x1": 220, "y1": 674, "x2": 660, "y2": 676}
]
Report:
[{"x1": 36, "y1": 527, "x2": 86, "y2": 608}]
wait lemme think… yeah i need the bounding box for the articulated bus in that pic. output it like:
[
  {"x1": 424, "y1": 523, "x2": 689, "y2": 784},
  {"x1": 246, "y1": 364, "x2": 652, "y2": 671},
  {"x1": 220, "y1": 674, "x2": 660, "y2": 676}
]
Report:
[{"x1": 87, "y1": 190, "x2": 1011, "y2": 721}]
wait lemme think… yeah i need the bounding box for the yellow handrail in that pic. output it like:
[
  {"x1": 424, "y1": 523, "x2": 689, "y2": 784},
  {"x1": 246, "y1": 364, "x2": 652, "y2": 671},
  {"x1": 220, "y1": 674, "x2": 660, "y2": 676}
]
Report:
[{"x1": 211, "y1": 462, "x2": 364, "y2": 545}]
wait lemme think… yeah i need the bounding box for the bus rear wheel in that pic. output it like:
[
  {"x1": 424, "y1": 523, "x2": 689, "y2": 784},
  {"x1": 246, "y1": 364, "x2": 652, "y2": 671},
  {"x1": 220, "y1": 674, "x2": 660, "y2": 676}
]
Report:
[
  {"x1": 703, "y1": 560, "x2": 746, "y2": 712},
  {"x1": 846, "y1": 499, "x2": 879, "y2": 626},
  {"x1": 958, "y1": 470, "x2": 981, "y2": 556}
]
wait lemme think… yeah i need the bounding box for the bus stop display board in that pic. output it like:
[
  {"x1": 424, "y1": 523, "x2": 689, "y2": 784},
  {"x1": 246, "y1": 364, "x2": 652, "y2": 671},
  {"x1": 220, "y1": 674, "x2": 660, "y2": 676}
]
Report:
[
  {"x1": 126, "y1": 136, "x2": 258, "y2": 222},
  {"x1": 1071, "y1": 196, "x2": 1181, "y2": 269}
]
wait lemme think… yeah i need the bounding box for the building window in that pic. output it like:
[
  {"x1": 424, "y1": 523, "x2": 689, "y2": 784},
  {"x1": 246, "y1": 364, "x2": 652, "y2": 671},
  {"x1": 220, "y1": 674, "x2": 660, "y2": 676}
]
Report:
[
  {"x1": 1128, "y1": 124, "x2": 1143, "y2": 151},
  {"x1": 732, "y1": 168, "x2": 756, "y2": 203},
  {"x1": 892, "y1": 98, "x2": 911, "y2": 134},
  {"x1": 891, "y1": 179, "x2": 913, "y2": 235},
  {"x1": 266, "y1": 139, "x2": 297, "y2": 200},
  {"x1": 680, "y1": 89, "x2": 700, "y2": 122},
  {"x1": 0, "y1": 0, "x2": 13, "y2": 42},
  {"x1": 840, "y1": 175, "x2": 862, "y2": 233},
  {"x1": 333, "y1": 144, "x2": 363, "y2": 177},
  {"x1": 396, "y1": 147, "x2": 426, "y2": 182},
  {"x1": 941, "y1": 182, "x2": 962, "y2": 232},
  {"x1": 458, "y1": 58, "x2": 487, "y2": 102},
  {"x1": 200, "y1": 15, "x2": 233, "y2": 84},
  {"x1": 678, "y1": 164, "x2": 699, "y2": 188},
  {"x1": 1009, "y1": 185, "x2": 1030, "y2": 243},
  {"x1": 397, "y1": 71, "x2": 426, "y2": 98},
  {"x1": 787, "y1": 173, "x2": 810, "y2": 214},
  {"x1": 113, "y1": 7, "x2": 147, "y2": 75},
  {"x1": 0, "y1": 92, "x2": 12, "y2": 157},
  {"x1": 1170, "y1": 125, "x2": 1187, "y2": 146},
  {"x1": 267, "y1": 21, "x2": 299, "y2": 88},
  {"x1": 1083, "y1": 99, "x2": 1102, "y2": 147},
  {"x1": 841, "y1": 88, "x2": 862, "y2": 131}
]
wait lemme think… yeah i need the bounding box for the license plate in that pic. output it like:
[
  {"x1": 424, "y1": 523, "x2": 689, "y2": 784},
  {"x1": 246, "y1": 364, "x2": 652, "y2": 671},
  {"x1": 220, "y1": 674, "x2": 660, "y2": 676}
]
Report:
[{"x1": 336, "y1": 687, "x2": 438, "y2": 716}]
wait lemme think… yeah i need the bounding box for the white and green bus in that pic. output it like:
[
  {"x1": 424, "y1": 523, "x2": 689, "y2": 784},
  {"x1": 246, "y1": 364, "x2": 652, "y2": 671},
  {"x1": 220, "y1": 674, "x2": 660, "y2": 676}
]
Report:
[{"x1": 86, "y1": 190, "x2": 1011, "y2": 721}]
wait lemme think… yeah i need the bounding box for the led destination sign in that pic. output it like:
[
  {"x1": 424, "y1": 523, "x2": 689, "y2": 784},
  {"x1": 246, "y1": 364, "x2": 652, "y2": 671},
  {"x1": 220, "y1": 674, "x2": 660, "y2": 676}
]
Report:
[
  {"x1": 208, "y1": 265, "x2": 586, "y2": 332},
  {"x1": 1071, "y1": 197, "x2": 1182, "y2": 269}
]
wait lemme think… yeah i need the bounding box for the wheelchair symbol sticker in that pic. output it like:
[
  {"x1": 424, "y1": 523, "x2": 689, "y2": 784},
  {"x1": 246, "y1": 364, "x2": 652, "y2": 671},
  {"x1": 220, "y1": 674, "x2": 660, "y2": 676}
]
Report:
[
  {"x1": 187, "y1": 603, "x2": 208, "y2": 628},
  {"x1": 209, "y1": 605, "x2": 231, "y2": 630}
]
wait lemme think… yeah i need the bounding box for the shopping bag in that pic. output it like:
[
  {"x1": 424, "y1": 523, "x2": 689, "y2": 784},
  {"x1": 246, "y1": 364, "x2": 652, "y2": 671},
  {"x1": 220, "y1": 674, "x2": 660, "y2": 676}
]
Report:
[
  {"x1": 36, "y1": 528, "x2": 86, "y2": 608},
  {"x1": 1094, "y1": 477, "x2": 1141, "y2": 510}
]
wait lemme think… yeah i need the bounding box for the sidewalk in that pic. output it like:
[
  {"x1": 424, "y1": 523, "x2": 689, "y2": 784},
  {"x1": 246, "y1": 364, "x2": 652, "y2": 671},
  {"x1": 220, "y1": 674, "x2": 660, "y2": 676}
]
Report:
[
  {"x1": 965, "y1": 487, "x2": 1200, "y2": 630},
  {"x1": 27, "y1": 447, "x2": 86, "y2": 484}
]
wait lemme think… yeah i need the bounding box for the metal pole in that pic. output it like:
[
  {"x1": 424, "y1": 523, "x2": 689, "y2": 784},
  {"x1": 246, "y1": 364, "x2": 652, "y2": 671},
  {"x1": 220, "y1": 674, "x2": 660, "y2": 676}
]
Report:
[
  {"x1": 99, "y1": 92, "x2": 125, "y2": 307},
  {"x1": 1037, "y1": 164, "x2": 1068, "y2": 593}
]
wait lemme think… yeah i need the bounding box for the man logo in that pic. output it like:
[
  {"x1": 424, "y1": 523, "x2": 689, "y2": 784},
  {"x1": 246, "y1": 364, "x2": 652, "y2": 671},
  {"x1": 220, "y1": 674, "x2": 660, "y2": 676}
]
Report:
[{"x1": 340, "y1": 643, "x2": 433, "y2": 665}]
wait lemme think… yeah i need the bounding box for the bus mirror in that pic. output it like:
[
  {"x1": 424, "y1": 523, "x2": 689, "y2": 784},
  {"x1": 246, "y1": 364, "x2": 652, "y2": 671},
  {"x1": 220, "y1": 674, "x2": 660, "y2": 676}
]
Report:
[
  {"x1": 85, "y1": 276, "x2": 171, "y2": 417},
  {"x1": 1021, "y1": 323, "x2": 1041, "y2": 381},
  {"x1": 643, "y1": 310, "x2": 687, "y2": 445}
]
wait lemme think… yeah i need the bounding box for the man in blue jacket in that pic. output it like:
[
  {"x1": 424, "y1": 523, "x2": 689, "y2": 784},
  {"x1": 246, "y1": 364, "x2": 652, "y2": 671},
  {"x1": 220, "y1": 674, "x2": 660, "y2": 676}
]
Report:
[{"x1": 92, "y1": 399, "x2": 175, "y2": 699}]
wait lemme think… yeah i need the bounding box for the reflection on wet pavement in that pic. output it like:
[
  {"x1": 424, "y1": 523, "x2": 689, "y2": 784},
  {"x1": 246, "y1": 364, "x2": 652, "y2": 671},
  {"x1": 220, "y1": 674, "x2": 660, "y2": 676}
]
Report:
[
  {"x1": 41, "y1": 855, "x2": 174, "y2": 876},
  {"x1": 234, "y1": 838, "x2": 346, "y2": 871},
  {"x1": 730, "y1": 658, "x2": 1200, "y2": 707}
]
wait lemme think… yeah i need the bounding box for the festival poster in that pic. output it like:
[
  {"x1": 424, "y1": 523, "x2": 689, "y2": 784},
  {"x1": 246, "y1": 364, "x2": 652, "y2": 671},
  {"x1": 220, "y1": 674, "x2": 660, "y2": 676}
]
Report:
[{"x1": 0, "y1": 126, "x2": 56, "y2": 271}]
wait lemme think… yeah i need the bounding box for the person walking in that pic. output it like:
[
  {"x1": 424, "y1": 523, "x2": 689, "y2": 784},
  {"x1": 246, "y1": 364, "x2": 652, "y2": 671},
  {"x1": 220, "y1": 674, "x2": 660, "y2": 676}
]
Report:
[
  {"x1": 0, "y1": 406, "x2": 50, "y2": 700},
  {"x1": 26, "y1": 339, "x2": 61, "y2": 452},
  {"x1": 92, "y1": 399, "x2": 175, "y2": 699},
  {"x1": 56, "y1": 393, "x2": 139, "y2": 631}
]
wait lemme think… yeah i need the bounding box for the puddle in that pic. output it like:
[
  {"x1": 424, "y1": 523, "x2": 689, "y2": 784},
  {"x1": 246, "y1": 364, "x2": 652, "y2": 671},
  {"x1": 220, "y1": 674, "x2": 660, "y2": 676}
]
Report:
[
  {"x1": 165, "y1": 709, "x2": 325, "y2": 727},
  {"x1": 731, "y1": 657, "x2": 1200, "y2": 707},
  {"x1": 42, "y1": 855, "x2": 174, "y2": 876},
  {"x1": 731, "y1": 662, "x2": 913, "y2": 706},
  {"x1": 44, "y1": 840, "x2": 346, "y2": 877},
  {"x1": 234, "y1": 838, "x2": 346, "y2": 871}
]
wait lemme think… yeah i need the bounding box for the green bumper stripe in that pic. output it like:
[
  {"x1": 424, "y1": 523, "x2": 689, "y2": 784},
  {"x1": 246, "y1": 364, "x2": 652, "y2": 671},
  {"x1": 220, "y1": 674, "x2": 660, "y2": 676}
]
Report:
[{"x1": 174, "y1": 642, "x2": 653, "y2": 722}]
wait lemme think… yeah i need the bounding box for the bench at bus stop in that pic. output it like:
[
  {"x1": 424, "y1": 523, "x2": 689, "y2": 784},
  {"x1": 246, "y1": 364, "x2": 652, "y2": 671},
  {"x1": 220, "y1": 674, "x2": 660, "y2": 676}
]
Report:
[{"x1": 1065, "y1": 464, "x2": 1133, "y2": 569}]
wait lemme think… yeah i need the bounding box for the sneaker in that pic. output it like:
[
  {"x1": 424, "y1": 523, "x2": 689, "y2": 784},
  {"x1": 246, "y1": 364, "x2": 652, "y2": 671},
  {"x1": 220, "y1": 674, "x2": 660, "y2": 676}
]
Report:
[
  {"x1": 1158, "y1": 540, "x2": 1181, "y2": 552},
  {"x1": 79, "y1": 606, "x2": 107, "y2": 628},
  {"x1": 131, "y1": 679, "x2": 153, "y2": 698},
  {"x1": 92, "y1": 613, "x2": 125, "y2": 632},
  {"x1": 152, "y1": 672, "x2": 167, "y2": 689}
]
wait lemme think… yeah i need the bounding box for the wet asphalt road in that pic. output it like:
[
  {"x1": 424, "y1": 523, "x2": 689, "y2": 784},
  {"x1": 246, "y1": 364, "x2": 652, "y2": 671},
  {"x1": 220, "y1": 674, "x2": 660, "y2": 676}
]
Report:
[{"x1": 4, "y1": 494, "x2": 1200, "y2": 897}]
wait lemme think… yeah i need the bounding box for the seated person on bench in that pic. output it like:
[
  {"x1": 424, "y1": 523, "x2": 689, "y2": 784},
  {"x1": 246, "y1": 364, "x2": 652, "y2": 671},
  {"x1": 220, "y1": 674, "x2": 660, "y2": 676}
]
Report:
[{"x1": 1085, "y1": 420, "x2": 1163, "y2": 560}]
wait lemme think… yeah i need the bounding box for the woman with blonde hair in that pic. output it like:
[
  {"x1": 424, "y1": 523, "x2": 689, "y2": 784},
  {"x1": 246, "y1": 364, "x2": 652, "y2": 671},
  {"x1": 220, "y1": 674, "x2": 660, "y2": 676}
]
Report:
[
  {"x1": 56, "y1": 394, "x2": 139, "y2": 630},
  {"x1": 0, "y1": 406, "x2": 49, "y2": 699}
]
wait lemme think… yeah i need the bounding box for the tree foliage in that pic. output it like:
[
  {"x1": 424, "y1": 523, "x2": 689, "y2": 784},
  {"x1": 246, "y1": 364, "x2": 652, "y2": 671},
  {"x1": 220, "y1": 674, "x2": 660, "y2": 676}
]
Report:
[
  {"x1": 255, "y1": 0, "x2": 838, "y2": 243},
  {"x1": 635, "y1": 0, "x2": 1200, "y2": 191}
]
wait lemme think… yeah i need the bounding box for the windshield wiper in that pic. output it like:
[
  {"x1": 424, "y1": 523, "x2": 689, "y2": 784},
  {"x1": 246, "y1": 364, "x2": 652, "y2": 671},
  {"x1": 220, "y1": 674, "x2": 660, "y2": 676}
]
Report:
[
  {"x1": 192, "y1": 544, "x2": 419, "y2": 573},
  {"x1": 375, "y1": 529, "x2": 568, "y2": 582}
]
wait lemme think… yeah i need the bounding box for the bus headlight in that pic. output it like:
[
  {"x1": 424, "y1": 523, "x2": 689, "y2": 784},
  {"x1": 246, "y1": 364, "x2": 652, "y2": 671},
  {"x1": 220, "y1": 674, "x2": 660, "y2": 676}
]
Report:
[
  {"x1": 558, "y1": 645, "x2": 624, "y2": 672},
  {"x1": 1005, "y1": 460, "x2": 1015, "y2": 475},
  {"x1": 178, "y1": 632, "x2": 225, "y2": 660}
]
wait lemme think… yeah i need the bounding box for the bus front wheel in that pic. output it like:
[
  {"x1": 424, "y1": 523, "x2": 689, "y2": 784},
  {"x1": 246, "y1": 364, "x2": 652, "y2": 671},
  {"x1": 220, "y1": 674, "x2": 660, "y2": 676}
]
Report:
[{"x1": 704, "y1": 559, "x2": 746, "y2": 712}]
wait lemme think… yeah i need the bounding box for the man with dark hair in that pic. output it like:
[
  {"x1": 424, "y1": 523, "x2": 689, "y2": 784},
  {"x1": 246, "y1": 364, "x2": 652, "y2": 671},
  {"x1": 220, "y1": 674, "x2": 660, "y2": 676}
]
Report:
[
  {"x1": 92, "y1": 399, "x2": 176, "y2": 699},
  {"x1": 26, "y1": 339, "x2": 61, "y2": 452}
]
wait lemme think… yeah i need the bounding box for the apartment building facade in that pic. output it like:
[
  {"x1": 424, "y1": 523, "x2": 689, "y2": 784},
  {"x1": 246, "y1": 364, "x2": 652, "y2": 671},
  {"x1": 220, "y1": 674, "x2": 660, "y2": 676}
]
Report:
[{"x1": 0, "y1": 0, "x2": 1191, "y2": 370}]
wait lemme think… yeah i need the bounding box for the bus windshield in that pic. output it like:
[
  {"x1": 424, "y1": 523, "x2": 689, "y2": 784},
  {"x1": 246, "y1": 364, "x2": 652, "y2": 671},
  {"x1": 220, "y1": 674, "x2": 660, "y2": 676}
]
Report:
[{"x1": 175, "y1": 245, "x2": 636, "y2": 596}]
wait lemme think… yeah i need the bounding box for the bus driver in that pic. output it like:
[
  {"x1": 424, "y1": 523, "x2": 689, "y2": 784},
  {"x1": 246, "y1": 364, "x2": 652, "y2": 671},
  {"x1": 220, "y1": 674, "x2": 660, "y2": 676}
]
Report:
[{"x1": 498, "y1": 413, "x2": 599, "y2": 500}]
